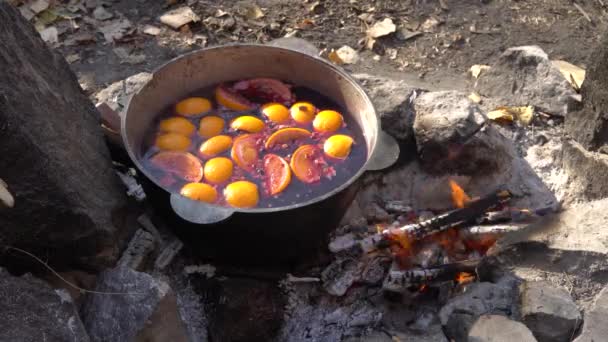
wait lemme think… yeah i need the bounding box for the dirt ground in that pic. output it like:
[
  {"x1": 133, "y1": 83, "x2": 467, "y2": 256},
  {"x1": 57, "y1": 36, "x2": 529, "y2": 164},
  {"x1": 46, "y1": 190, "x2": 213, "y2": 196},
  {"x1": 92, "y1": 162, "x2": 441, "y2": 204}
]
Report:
[{"x1": 27, "y1": 0, "x2": 606, "y2": 95}]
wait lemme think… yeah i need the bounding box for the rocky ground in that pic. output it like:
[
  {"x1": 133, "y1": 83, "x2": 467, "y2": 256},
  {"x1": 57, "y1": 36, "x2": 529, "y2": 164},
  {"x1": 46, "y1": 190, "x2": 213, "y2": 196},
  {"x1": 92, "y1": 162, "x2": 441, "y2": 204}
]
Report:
[{"x1": 3, "y1": 0, "x2": 608, "y2": 342}]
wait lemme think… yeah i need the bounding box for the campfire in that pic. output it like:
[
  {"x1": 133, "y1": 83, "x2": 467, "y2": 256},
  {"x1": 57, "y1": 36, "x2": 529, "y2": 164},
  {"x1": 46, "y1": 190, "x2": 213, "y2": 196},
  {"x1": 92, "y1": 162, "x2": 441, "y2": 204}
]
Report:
[{"x1": 324, "y1": 180, "x2": 540, "y2": 296}]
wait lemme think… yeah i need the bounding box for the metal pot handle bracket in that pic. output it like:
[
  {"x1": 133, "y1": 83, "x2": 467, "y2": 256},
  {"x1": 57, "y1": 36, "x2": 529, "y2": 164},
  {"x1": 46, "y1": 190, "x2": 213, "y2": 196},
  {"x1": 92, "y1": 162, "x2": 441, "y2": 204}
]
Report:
[
  {"x1": 267, "y1": 38, "x2": 400, "y2": 172},
  {"x1": 170, "y1": 194, "x2": 235, "y2": 224}
]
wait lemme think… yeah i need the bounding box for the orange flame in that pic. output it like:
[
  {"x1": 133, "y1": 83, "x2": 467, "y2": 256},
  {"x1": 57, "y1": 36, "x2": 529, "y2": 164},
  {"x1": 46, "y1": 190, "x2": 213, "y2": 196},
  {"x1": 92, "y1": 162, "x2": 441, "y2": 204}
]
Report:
[
  {"x1": 449, "y1": 180, "x2": 471, "y2": 209},
  {"x1": 455, "y1": 272, "x2": 475, "y2": 284}
]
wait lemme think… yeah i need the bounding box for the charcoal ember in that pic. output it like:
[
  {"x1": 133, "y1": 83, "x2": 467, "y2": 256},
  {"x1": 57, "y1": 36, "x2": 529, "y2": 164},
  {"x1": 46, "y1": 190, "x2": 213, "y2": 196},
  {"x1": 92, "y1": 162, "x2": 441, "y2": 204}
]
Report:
[
  {"x1": 411, "y1": 243, "x2": 444, "y2": 268},
  {"x1": 439, "y1": 278, "x2": 519, "y2": 342},
  {"x1": 413, "y1": 90, "x2": 514, "y2": 176},
  {"x1": 364, "y1": 202, "x2": 393, "y2": 222},
  {"x1": 117, "y1": 229, "x2": 156, "y2": 271},
  {"x1": 0, "y1": 3, "x2": 126, "y2": 269},
  {"x1": 469, "y1": 315, "x2": 537, "y2": 342},
  {"x1": 328, "y1": 233, "x2": 361, "y2": 255},
  {"x1": 520, "y1": 281, "x2": 581, "y2": 342},
  {"x1": 80, "y1": 266, "x2": 173, "y2": 342},
  {"x1": 354, "y1": 73, "x2": 422, "y2": 142},
  {"x1": 359, "y1": 256, "x2": 391, "y2": 285},
  {"x1": 475, "y1": 45, "x2": 579, "y2": 117},
  {"x1": 383, "y1": 200, "x2": 414, "y2": 214},
  {"x1": 0, "y1": 268, "x2": 90, "y2": 342},
  {"x1": 322, "y1": 258, "x2": 359, "y2": 296}
]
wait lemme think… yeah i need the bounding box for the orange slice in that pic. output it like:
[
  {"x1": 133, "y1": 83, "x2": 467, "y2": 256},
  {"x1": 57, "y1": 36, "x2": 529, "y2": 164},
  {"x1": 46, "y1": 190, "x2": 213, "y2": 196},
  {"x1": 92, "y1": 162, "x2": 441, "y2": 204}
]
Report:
[
  {"x1": 215, "y1": 85, "x2": 254, "y2": 111},
  {"x1": 224, "y1": 181, "x2": 259, "y2": 208},
  {"x1": 231, "y1": 134, "x2": 260, "y2": 172},
  {"x1": 323, "y1": 134, "x2": 354, "y2": 159},
  {"x1": 175, "y1": 97, "x2": 212, "y2": 116},
  {"x1": 203, "y1": 157, "x2": 234, "y2": 184},
  {"x1": 313, "y1": 110, "x2": 343, "y2": 133},
  {"x1": 180, "y1": 182, "x2": 218, "y2": 203},
  {"x1": 155, "y1": 133, "x2": 191, "y2": 151},
  {"x1": 159, "y1": 117, "x2": 196, "y2": 136},
  {"x1": 263, "y1": 154, "x2": 292, "y2": 195},
  {"x1": 264, "y1": 127, "x2": 311, "y2": 149},
  {"x1": 261, "y1": 103, "x2": 290, "y2": 123},
  {"x1": 290, "y1": 102, "x2": 316, "y2": 124},
  {"x1": 199, "y1": 135, "x2": 233, "y2": 158},
  {"x1": 230, "y1": 116, "x2": 265, "y2": 133},
  {"x1": 290, "y1": 144, "x2": 322, "y2": 183},
  {"x1": 149, "y1": 151, "x2": 203, "y2": 183},
  {"x1": 198, "y1": 116, "x2": 225, "y2": 139}
]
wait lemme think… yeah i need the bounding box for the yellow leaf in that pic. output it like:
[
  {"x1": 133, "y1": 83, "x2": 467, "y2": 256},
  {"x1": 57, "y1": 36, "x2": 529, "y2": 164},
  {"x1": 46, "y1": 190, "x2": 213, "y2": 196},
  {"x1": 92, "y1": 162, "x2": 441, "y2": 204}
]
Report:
[
  {"x1": 470, "y1": 64, "x2": 491, "y2": 79},
  {"x1": 487, "y1": 106, "x2": 534, "y2": 125},
  {"x1": 468, "y1": 92, "x2": 482, "y2": 104},
  {"x1": 487, "y1": 109, "x2": 514, "y2": 123},
  {"x1": 552, "y1": 60, "x2": 586, "y2": 91}
]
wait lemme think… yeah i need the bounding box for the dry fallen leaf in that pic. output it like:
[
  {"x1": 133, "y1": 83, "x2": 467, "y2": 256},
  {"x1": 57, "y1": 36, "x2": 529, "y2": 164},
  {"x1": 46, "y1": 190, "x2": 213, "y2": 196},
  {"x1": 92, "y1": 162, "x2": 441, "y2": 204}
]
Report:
[
  {"x1": 470, "y1": 64, "x2": 491, "y2": 79},
  {"x1": 367, "y1": 18, "x2": 396, "y2": 38},
  {"x1": 142, "y1": 24, "x2": 161, "y2": 36},
  {"x1": 552, "y1": 60, "x2": 586, "y2": 91},
  {"x1": 421, "y1": 17, "x2": 441, "y2": 33},
  {"x1": 0, "y1": 178, "x2": 14, "y2": 209},
  {"x1": 328, "y1": 45, "x2": 359, "y2": 65},
  {"x1": 39, "y1": 26, "x2": 58, "y2": 43},
  {"x1": 98, "y1": 18, "x2": 134, "y2": 43},
  {"x1": 29, "y1": 0, "x2": 49, "y2": 14},
  {"x1": 160, "y1": 6, "x2": 200, "y2": 29},
  {"x1": 487, "y1": 106, "x2": 534, "y2": 125},
  {"x1": 468, "y1": 92, "x2": 482, "y2": 104},
  {"x1": 93, "y1": 6, "x2": 114, "y2": 21},
  {"x1": 65, "y1": 53, "x2": 81, "y2": 63}
]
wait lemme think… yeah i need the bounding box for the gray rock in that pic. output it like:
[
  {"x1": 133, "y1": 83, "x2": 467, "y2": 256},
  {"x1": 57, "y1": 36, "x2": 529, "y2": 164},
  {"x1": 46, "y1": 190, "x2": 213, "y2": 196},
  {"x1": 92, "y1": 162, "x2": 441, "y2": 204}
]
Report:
[
  {"x1": 80, "y1": 266, "x2": 171, "y2": 342},
  {"x1": 0, "y1": 3, "x2": 126, "y2": 269},
  {"x1": 354, "y1": 73, "x2": 421, "y2": 141},
  {"x1": 574, "y1": 286, "x2": 608, "y2": 342},
  {"x1": 413, "y1": 90, "x2": 513, "y2": 175},
  {"x1": 565, "y1": 33, "x2": 608, "y2": 151},
  {"x1": 469, "y1": 315, "x2": 537, "y2": 342},
  {"x1": 561, "y1": 139, "x2": 608, "y2": 201},
  {"x1": 322, "y1": 258, "x2": 359, "y2": 296},
  {"x1": 0, "y1": 268, "x2": 90, "y2": 342},
  {"x1": 94, "y1": 72, "x2": 153, "y2": 114},
  {"x1": 475, "y1": 45, "x2": 579, "y2": 116},
  {"x1": 520, "y1": 281, "x2": 581, "y2": 342},
  {"x1": 439, "y1": 281, "x2": 519, "y2": 342}
]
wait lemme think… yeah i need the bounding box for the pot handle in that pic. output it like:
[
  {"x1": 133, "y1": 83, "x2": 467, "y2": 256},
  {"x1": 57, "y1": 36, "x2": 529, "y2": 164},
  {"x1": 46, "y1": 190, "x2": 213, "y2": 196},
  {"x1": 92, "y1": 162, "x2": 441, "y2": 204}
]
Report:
[
  {"x1": 365, "y1": 130, "x2": 400, "y2": 171},
  {"x1": 170, "y1": 193, "x2": 235, "y2": 224}
]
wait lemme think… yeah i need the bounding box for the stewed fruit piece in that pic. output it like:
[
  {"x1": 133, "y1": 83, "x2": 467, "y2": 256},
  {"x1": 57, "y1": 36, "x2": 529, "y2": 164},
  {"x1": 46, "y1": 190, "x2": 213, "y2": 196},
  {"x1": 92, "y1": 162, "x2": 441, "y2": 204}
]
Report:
[
  {"x1": 215, "y1": 85, "x2": 254, "y2": 111},
  {"x1": 199, "y1": 135, "x2": 233, "y2": 158},
  {"x1": 231, "y1": 134, "x2": 261, "y2": 173},
  {"x1": 233, "y1": 78, "x2": 294, "y2": 104},
  {"x1": 263, "y1": 154, "x2": 292, "y2": 196},
  {"x1": 159, "y1": 117, "x2": 196, "y2": 136},
  {"x1": 323, "y1": 134, "x2": 354, "y2": 159},
  {"x1": 155, "y1": 133, "x2": 191, "y2": 151},
  {"x1": 261, "y1": 103, "x2": 290, "y2": 123},
  {"x1": 224, "y1": 181, "x2": 259, "y2": 208},
  {"x1": 264, "y1": 127, "x2": 311, "y2": 149},
  {"x1": 180, "y1": 182, "x2": 218, "y2": 203},
  {"x1": 204, "y1": 157, "x2": 234, "y2": 184},
  {"x1": 313, "y1": 110, "x2": 343, "y2": 133},
  {"x1": 198, "y1": 116, "x2": 225, "y2": 138},
  {"x1": 290, "y1": 102, "x2": 316, "y2": 124},
  {"x1": 175, "y1": 97, "x2": 212, "y2": 116},
  {"x1": 149, "y1": 151, "x2": 203, "y2": 183},
  {"x1": 290, "y1": 144, "x2": 323, "y2": 184},
  {"x1": 230, "y1": 116, "x2": 265, "y2": 133}
]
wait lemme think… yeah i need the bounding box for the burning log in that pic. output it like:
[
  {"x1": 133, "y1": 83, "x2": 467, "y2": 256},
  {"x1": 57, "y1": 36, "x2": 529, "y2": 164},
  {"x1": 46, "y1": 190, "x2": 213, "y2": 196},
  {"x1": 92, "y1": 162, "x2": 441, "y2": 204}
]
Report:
[
  {"x1": 361, "y1": 190, "x2": 512, "y2": 252},
  {"x1": 382, "y1": 259, "x2": 480, "y2": 293}
]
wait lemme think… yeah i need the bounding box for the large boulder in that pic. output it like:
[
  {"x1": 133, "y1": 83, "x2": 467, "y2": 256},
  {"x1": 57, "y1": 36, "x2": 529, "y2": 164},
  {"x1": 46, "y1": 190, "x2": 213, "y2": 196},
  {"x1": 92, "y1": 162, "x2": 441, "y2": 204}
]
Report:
[
  {"x1": 469, "y1": 315, "x2": 537, "y2": 342},
  {"x1": 575, "y1": 286, "x2": 608, "y2": 342},
  {"x1": 561, "y1": 139, "x2": 608, "y2": 201},
  {"x1": 412, "y1": 91, "x2": 513, "y2": 175},
  {"x1": 0, "y1": 3, "x2": 126, "y2": 269},
  {"x1": 354, "y1": 73, "x2": 421, "y2": 142},
  {"x1": 565, "y1": 33, "x2": 608, "y2": 151},
  {"x1": 520, "y1": 281, "x2": 581, "y2": 342},
  {"x1": 0, "y1": 268, "x2": 90, "y2": 341},
  {"x1": 475, "y1": 46, "x2": 579, "y2": 116}
]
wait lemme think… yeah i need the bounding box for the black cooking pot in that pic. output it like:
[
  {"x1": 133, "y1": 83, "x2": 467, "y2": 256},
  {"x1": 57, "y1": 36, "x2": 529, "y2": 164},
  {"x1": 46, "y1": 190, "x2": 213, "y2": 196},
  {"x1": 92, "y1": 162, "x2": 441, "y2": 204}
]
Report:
[{"x1": 122, "y1": 44, "x2": 399, "y2": 264}]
